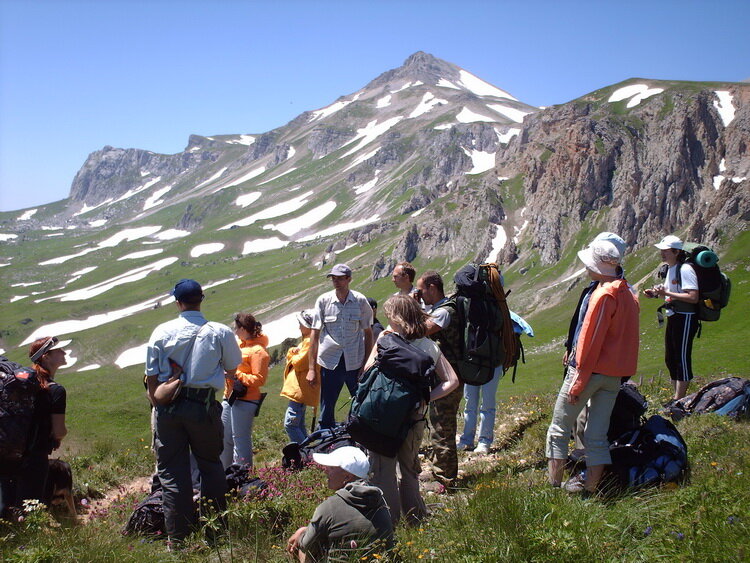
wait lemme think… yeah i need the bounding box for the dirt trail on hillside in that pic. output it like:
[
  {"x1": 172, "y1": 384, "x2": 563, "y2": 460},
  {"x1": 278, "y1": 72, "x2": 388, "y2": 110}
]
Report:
[{"x1": 82, "y1": 476, "x2": 151, "y2": 523}]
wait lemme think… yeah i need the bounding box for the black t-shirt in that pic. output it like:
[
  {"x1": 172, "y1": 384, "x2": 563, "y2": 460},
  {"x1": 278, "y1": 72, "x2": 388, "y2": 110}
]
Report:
[{"x1": 32, "y1": 381, "x2": 66, "y2": 454}]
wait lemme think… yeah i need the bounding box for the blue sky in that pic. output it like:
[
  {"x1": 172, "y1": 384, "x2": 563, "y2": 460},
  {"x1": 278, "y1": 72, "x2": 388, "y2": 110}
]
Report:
[{"x1": 1, "y1": 0, "x2": 747, "y2": 212}]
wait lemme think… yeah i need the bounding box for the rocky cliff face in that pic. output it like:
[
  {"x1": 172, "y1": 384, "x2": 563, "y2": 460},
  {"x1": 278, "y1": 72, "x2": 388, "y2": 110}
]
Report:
[{"x1": 498, "y1": 82, "x2": 749, "y2": 263}]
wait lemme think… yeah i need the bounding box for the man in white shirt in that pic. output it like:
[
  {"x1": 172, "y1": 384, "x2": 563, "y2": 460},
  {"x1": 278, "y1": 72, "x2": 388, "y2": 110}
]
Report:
[
  {"x1": 145, "y1": 279, "x2": 242, "y2": 547},
  {"x1": 307, "y1": 264, "x2": 373, "y2": 429}
]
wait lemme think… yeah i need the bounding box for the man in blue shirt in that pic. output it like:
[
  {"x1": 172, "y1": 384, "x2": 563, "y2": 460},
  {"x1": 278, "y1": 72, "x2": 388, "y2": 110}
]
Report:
[{"x1": 145, "y1": 279, "x2": 242, "y2": 547}]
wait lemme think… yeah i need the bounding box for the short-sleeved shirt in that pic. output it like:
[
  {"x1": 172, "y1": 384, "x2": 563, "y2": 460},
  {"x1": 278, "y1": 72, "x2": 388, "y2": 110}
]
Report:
[
  {"x1": 145, "y1": 310, "x2": 242, "y2": 390},
  {"x1": 428, "y1": 297, "x2": 452, "y2": 329},
  {"x1": 665, "y1": 263, "x2": 698, "y2": 316},
  {"x1": 313, "y1": 290, "x2": 373, "y2": 371},
  {"x1": 32, "y1": 380, "x2": 66, "y2": 454}
]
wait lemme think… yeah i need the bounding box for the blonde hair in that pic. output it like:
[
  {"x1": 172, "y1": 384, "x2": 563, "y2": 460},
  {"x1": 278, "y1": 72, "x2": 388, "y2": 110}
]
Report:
[{"x1": 382, "y1": 294, "x2": 429, "y2": 340}]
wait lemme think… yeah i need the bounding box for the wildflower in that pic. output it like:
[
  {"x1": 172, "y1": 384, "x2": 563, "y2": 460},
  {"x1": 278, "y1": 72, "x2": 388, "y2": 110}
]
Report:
[
  {"x1": 671, "y1": 531, "x2": 684, "y2": 540},
  {"x1": 644, "y1": 526, "x2": 652, "y2": 536},
  {"x1": 728, "y1": 516, "x2": 738, "y2": 525},
  {"x1": 710, "y1": 462, "x2": 718, "y2": 467},
  {"x1": 406, "y1": 541, "x2": 414, "y2": 546},
  {"x1": 81, "y1": 498, "x2": 89, "y2": 506},
  {"x1": 350, "y1": 540, "x2": 358, "y2": 549}
]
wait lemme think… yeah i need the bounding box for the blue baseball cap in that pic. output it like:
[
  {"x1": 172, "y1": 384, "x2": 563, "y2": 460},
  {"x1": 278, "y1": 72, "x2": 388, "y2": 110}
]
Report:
[{"x1": 171, "y1": 279, "x2": 204, "y2": 302}]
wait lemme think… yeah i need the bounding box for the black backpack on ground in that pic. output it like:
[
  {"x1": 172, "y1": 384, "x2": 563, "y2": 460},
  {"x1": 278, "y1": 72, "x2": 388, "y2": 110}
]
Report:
[
  {"x1": 123, "y1": 489, "x2": 166, "y2": 537},
  {"x1": 668, "y1": 377, "x2": 750, "y2": 421},
  {"x1": 608, "y1": 415, "x2": 688, "y2": 490},
  {"x1": 607, "y1": 382, "x2": 648, "y2": 441},
  {"x1": 449, "y1": 263, "x2": 517, "y2": 385},
  {"x1": 224, "y1": 463, "x2": 267, "y2": 497},
  {"x1": 1, "y1": 356, "x2": 41, "y2": 467},
  {"x1": 281, "y1": 424, "x2": 359, "y2": 471},
  {"x1": 347, "y1": 332, "x2": 436, "y2": 457}
]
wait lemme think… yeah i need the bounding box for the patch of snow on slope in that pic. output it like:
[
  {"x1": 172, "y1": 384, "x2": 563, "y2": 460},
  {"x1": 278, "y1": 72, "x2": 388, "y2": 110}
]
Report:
[
  {"x1": 513, "y1": 220, "x2": 529, "y2": 244},
  {"x1": 484, "y1": 224, "x2": 507, "y2": 262},
  {"x1": 258, "y1": 167, "x2": 297, "y2": 184},
  {"x1": 411, "y1": 208, "x2": 425, "y2": 218},
  {"x1": 72, "y1": 266, "x2": 97, "y2": 276},
  {"x1": 437, "y1": 78, "x2": 460, "y2": 90},
  {"x1": 409, "y1": 92, "x2": 448, "y2": 118},
  {"x1": 487, "y1": 104, "x2": 531, "y2": 123},
  {"x1": 343, "y1": 148, "x2": 381, "y2": 172},
  {"x1": 242, "y1": 237, "x2": 289, "y2": 255},
  {"x1": 10, "y1": 295, "x2": 27, "y2": 303},
  {"x1": 118, "y1": 249, "x2": 164, "y2": 260},
  {"x1": 235, "y1": 192, "x2": 262, "y2": 208},
  {"x1": 376, "y1": 94, "x2": 392, "y2": 108},
  {"x1": 214, "y1": 166, "x2": 266, "y2": 192},
  {"x1": 713, "y1": 91, "x2": 736, "y2": 126},
  {"x1": 608, "y1": 84, "x2": 663, "y2": 107},
  {"x1": 153, "y1": 229, "x2": 190, "y2": 241},
  {"x1": 222, "y1": 191, "x2": 314, "y2": 230},
  {"x1": 226, "y1": 135, "x2": 255, "y2": 146},
  {"x1": 270, "y1": 201, "x2": 338, "y2": 237},
  {"x1": 195, "y1": 167, "x2": 228, "y2": 190},
  {"x1": 143, "y1": 184, "x2": 174, "y2": 211},
  {"x1": 456, "y1": 107, "x2": 496, "y2": 123},
  {"x1": 111, "y1": 176, "x2": 162, "y2": 204},
  {"x1": 11, "y1": 281, "x2": 42, "y2": 287},
  {"x1": 341, "y1": 117, "x2": 404, "y2": 158},
  {"x1": 458, "y1": 70, "x2": 517, "y2": 100},
  {"x1": 88, "y1": 219, "x2": 107, "y2": 227},
  {"x1": 73, "y1": 199, "x2": 113, "y2": 216},
  {"x1": 496, "y1": 128, "x2": 521, "y2": 144},
  {"x1": 77, "y1": 364, "x2": 100, "y2": 372},
  {"x1": 46, "y1": 233, "x2": 64, "y2": 237},
  {"x1": 543, "y1": 268, "x2": 587, "y2": 290},
  {"x1": 309, "y1": 92, "x2": 362, "y2": 121},
  {"x1": 100, "y1": 226, "x2": 163, "y2": 247},
  {"x1": 286, "y1": 146, "x2": 296, "y2": 159},
  {"x1": 391, "y1": 81, "x2": 422, "y2": 94},
  {"x1": 298, "y1": 214, "x2": 380, "y2": 242},
  {"x1": 116, "y1": 344, "x2": 147, "y2": 368},
  {"x1": 140, "y1": 170, "x2": 150, "y2": 177},
  {"x1": 353, "y1": 174, "x2": 379, "y2": 196},
  {"x1": 18, "y1": 208, "x2": 38, "y2": 221},
  {"x1": 713, "y1": 175, "x2": 725, "y2": 190},
  {"x1": 719, "y1": 158, "x2": 726, "y2": 172},
  {"x1": 263, "y1": 312, "x2": 301, "y2": 347},
  {"x1": 464, "y1": 149, "x2": 496, "y2": 175},
  {"x1": 191, "y1": 243, "x2": 224, "y2": 257},
  {"x1": 41, "y1": 257, "x2": 179, "y2": 302},
  {"x1": 434, "y1": 123, "x2": 454, "y2": 130},
  {"x1": 0, "y1": 263, "x2": 10, "y2": 267},
  {"x1": 41, "y1": 226, "x2": 62, "y2": 231}
]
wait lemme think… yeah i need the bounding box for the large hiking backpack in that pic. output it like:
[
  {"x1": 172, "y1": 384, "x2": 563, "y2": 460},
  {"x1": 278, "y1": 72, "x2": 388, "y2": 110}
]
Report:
[
  {"x1": 281, "y1": 424, "x2": 359, "y2": 471},
  {"x1": 447, "y1": 263, "x2": 517, "y2": 385},
  {"x1": 607, "y1": 382, "x2": 649, "y2": 441},
  {"x1": 347, "y1": 332, "x2": 436, "y2": 457},
  {"x1": 0, "y1": 356, "x2": 41, "y2": 466},
  {"x1": 608, "y1": 415, "x2": 688, "y2": 489},
  {"x1": 669, "y1": 377, "x2": 750, "y2": 421},
  {"x1": 659, "y1": 243, "x2": 731, "y2": 321}
]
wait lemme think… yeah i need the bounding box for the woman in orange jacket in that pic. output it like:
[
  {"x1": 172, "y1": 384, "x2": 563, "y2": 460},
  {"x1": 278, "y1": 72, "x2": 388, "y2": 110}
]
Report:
[
  {"x1": 221, "y1": 312, "x2": 270, "y2": 468},
  {"x1": 280, "y1": 310, "x2": 320, "y2": 443},
  {"x1": 546, "y1": 239, "x2": 639, "y2": 496}
]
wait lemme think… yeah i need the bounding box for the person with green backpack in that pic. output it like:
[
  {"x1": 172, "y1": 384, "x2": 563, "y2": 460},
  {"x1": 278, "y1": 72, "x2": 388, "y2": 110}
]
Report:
[{"x1": 645, "y1": 235, "x2": 700, "y2": 402}]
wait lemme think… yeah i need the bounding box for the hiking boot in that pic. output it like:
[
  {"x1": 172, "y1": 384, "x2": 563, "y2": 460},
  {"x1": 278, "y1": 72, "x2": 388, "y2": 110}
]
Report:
[
  {"x1": 458, "y1": 442, "x2": 474, "y2": 452},
  {"x1": 474, "y1": 443, "x2": 490, "y2": 454},
  {"x1": 562, "y1": 472, "x2": 586, "y2": 494}
]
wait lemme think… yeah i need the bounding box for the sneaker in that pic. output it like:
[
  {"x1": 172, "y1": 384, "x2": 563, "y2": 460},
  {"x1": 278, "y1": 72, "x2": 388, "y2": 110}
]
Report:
[
  {"x1": 474, "y1": 443, "x2": 490, "y2": 454},
  {"x1": 562, "y1": 472, "x2": 586, "y2": 494},
  {"x1": 458, "y1": 442, "x2": 474, "y2": 452}
]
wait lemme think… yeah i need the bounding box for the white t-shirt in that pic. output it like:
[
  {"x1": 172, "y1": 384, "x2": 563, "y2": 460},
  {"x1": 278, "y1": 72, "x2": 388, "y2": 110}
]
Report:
[
  {"x1": 665, "y1": 263, "x2": 698, "y2": 316},
  {"x1": 429, "y1": 297, "x2": 452, "y2": 329}
]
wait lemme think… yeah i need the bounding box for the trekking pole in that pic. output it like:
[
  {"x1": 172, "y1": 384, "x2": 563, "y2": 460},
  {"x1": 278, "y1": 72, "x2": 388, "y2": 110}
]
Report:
[{"x1": 311, "y1": 406, "x2": 317, "y2": 434}]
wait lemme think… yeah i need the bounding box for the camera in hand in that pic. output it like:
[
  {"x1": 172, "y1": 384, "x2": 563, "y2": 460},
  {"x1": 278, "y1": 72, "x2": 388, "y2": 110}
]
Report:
[{"x1": 227, "y1": 379, "x2": 247, "y2": 405}]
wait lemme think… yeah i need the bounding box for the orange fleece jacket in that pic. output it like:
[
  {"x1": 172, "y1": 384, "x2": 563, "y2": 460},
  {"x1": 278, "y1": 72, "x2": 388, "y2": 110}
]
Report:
[
  {"x1": 224, "y1": 334, "x2": 270, "y2": 401},
  {"x1": 570, "y1": 279, "x2": 640, "y2": 396}
]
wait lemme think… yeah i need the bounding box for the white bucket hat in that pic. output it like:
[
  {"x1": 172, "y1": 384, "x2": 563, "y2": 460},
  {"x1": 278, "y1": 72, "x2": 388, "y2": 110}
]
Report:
[
  {"x1": 312, "y1": 446, "x2": 369, "y2": 479},
  {"x1": 654, "y1": 235, "x2": 683, "y2": 250},
  {"x1": 577, "y1": 240, "x2": 622, "y2": 277}
]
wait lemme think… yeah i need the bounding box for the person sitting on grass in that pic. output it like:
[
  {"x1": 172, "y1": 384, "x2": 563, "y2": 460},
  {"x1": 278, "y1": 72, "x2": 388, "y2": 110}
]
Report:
[{"x1": 286, "y1": 446, "x2": 393, "y2": 562}]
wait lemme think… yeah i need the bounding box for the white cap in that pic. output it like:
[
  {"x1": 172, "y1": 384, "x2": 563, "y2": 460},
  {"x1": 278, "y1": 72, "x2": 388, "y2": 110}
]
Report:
[
  {"x1": 577, "y1": 240, "x2": 622, "y2": 277},
  {"x1": 655, "y1": 235, "x2": 683, "y2": 250},
  {"x1": 312, "y1": 446, "x2": 369, "y2": 479}
]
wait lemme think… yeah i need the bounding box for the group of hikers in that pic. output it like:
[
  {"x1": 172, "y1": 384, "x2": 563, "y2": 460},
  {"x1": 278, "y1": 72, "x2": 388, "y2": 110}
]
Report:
[{"x1": 0, "y1": 230, "x2": 709, "y2": 560}]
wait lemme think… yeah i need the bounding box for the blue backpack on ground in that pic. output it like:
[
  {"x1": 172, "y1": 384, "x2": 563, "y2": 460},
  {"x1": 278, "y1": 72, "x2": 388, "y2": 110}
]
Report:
[
  {"x1": 608, "y1": 415, "x2": 688, "y2": 489},
  {"x1": 668, "y1": 377, "x2": 750, "y2": 421},
  {"x1": 347, "y1": 332, "x2": 436, "y2": 457}
]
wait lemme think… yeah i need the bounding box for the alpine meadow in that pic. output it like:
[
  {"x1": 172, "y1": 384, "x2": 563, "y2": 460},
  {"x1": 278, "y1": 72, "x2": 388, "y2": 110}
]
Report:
[{"x1": 1, "y1": 51, "x2": 749, "y2": 561}]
